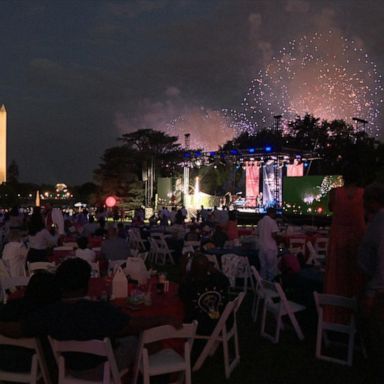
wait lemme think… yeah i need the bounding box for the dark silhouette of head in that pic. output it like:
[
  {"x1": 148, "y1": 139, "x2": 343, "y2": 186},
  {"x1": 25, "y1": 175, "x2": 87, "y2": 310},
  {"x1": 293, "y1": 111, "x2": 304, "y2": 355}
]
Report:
[
  {"x1": 25, "y1": 272, "x2": 61, "y2": 309},
  {"x1": 76, "y1": 236, "x2": 89, "y2": 250},
  {"x1": 55, "y1": 258, "x2": 91, "y2": 298}
]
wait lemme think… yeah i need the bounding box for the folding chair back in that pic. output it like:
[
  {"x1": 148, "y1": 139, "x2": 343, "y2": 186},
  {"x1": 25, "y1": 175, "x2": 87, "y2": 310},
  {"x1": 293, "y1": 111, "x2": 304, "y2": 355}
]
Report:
[
  {"x1": 222, "y1": 254, "x2": 253, "y2": 292},
  {"x1": 260, "y1": 279, "x2": 305, "y2": 343},
  {"x1": 128, "y1": 229, "x2": 146, "y2": 251},
  {"x1": 193, "y1": 292, "x2": 245, "y2": 379},
  {"x1": 306, "y1": 241, "x2": 325, "y2": 266},
  {"x1": 250, "y1": 266, "x2": 279, "y2": 322},
  {"x1": 288, "y1": 238, "x2": 306, "y2": 256},
  {"x1": 0, "y1": 335, "x2": 49, "y2": 384},
  {"x1": 49, "y1": 336, "x2": 124, "y2": 384},
  {"x1": 314, "y1": 237, "x2": 329, "y2": 257},
  {"x1": 27, "y1": 262, "x2": 56, "y2": 275},
  {"x1": 313, "y1": 292, "x2": 357, "y2": 366},
  {"x1": 133, "y1": 322, "x2": 198, "y2": 384},
  {"x1": 149, "y1": 234, "x2": 174, "y2": 265}
]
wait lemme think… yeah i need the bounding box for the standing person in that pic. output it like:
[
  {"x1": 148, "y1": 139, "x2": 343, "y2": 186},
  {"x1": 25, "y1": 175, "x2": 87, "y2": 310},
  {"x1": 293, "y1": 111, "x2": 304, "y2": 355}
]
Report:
[
  {"x1": 27, "y1": 210, "x2": 58, "y2": 263},
  {"x1": 324, "y1": 166, "x2": 366, "y2": 321},
  {"x1": 199, "y1": 205, "x2": 208, "y2": 223},
  {"x1": 358, "y1": 183, "x2": 384, "y2": 383},
  {"x1": 257, "y1": 207, "x2": 280, "y2": 281}
]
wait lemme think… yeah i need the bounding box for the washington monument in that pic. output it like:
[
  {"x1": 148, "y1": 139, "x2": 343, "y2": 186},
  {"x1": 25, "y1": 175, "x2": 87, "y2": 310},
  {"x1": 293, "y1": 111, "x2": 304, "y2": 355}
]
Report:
[{"x1": 0, "y1": 105, "x2": 6, "y2": 183}]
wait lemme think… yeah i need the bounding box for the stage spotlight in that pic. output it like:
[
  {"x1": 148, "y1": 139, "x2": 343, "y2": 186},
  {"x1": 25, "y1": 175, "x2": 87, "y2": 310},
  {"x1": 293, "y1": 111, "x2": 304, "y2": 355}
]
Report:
[{"x1": 248, "y1": 148, "x2": 255, "y2": 154}]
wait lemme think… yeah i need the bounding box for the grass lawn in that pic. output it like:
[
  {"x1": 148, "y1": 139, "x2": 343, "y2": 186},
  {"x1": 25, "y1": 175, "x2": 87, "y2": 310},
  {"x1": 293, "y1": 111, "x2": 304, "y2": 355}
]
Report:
[
  {"x1": 161, "y1": 264, "x2": 370, "y2": 384},
  {"x1": 191, "y1": 294, "x2": 370, "y2": 384}
]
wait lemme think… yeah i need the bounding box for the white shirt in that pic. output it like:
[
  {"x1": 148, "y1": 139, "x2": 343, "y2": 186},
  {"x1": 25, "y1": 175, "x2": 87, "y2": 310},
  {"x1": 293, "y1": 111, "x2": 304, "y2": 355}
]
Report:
[
  {"x1": 257, "y1": 215, "x2": 279, "y2": 252},
  {"x1": 75, "y1": 248, "x2": 96, "y2": 264},
  {"x1": 2, "y1": 241, "x2": 28, "y2": 277},
  {"x1": 28, "y1": 229, "x2": 58, "y2": 250}
]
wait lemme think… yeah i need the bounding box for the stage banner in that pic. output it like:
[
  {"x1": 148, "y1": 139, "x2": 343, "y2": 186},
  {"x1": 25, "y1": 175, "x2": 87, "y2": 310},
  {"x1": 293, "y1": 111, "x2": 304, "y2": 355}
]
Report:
[
  {"x1": 263, "y1": 163, "x2": 283, "y2": 207},
  {"x1": 245, "y1": 162, "x2": 259, "y2": 207},
  {"x1": 287, "y1": 160, "x2": 304, "y2": 177}
]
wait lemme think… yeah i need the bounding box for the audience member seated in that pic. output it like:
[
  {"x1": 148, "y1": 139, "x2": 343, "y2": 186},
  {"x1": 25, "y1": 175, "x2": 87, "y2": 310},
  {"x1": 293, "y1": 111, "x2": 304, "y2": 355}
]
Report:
[
  {"x1": 0, "y1": 272, "x2": 61, "y2": 374},
  {"x1": 179, "y1": 254, "x2": 230, "y2": 336},
  {"x1": 117, "y1": 222, "x2": 127, "y2": 239},
  {"x1": 27, "y1": 210, "x2": 58, "y2": 263},
  {"x1": 211, "y1": 225, "x2": 228, "y2": 248},
  {"x1": 93, "y1": 217, "x2": 107, "y2": 237},
  {"x1": 75, "y1": 236, "x2": 96, "y2": 265},
  {"x1": 101, "y1": 226, "x2": 131, "y2": 261},
  {"x1": 81, "y1": 215, "x2": 99, "y2": 237},
  {"x1": 185, "y1": 226, "x2": 201, "y2": 242},
  {"x1": 225, "y1": 210, "x2": 239, "y2": 242},
  {"x1": 168, "y1": 215, "x2": 187, "y2": 241},
  {"x1": 0, "y1": 258, "x2": 179, "y2": 380},
  {"x1": 167, "y1": 215, "x2": 186, "y2": 262},
  {"x1": 2, "y1": 229, "x2": 28, "y2": 277}
]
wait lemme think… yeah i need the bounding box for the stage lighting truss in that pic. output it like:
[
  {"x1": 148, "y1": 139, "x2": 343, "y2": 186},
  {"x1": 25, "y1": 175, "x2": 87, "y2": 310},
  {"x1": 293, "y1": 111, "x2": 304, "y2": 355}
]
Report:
[{"x1": 179, "y1": 147, "x2": 320, "y2": 169}]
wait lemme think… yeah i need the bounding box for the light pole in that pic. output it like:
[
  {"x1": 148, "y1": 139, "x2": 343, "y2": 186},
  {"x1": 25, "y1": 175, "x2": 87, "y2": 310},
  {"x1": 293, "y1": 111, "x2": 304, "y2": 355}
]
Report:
[{"x1": 183, "y1": 133, "x2": 190, "y2": 207}]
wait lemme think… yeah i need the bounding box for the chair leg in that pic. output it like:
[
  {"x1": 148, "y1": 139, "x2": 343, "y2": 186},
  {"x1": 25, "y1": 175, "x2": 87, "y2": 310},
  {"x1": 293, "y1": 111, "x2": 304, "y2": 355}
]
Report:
[
  {"x1": 274, "y1": 315, "x2": 282, "y2": 344},
  {"x1": 287, "y1": 312, "x2": 304, "y2": 340}
]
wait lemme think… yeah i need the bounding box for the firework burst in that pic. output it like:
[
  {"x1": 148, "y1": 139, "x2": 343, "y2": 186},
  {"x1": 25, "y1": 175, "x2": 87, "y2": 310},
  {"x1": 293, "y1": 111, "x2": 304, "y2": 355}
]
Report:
[{"x1": 229, "y1": 31, "x2": 383, "y2": 135}]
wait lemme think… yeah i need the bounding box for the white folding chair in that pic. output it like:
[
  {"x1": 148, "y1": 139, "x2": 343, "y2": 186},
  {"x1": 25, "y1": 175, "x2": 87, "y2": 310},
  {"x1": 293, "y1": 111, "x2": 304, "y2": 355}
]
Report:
[
  {"x1": 193, "y1": 292, "x2": 245, "y2": 379},
  {"x1": 132, "y1": 321, "x2": 198, "y2": 384},
  {"x1": 288, "y1": 238, "x2": 306, "y2": 256},
  {"x1": 129, "y1": 249, "x2": 139, "y2": 257},
  {"x1": 221, "y1": 254, "x2": 254, "y2": 293},
  {"x1": 306, "y1": 241, "x2": 325, "y2": 267},
  {"x1": 250, "y1": 266, "x2": 279, "y2": 323},
  {"x1": 149, "y1": 234, "x2": 175, "y2": 265},
  {"x1": 0, "y1": 275, "x2": 30, "y2": 304},
  {"x1": 0, "y1": 335, "x2": 50, "y2": 384},
  {"x1": 314, "y1": 237, "x2": 329, "y2": 257},
  {"x1": 49, "y1": 336, "x2": 126, "y2": 384},
  {"x1": 27, "y1": 262, "x2": 56, "y2": 275},
  {"x1": 128, "y1": 228, "x2": 146, "y2": 251},
  {"x1": 313, "y1": 292, "x2": 357, "y2": 366},
  {"x1": 204, "y1": 253, "x2": 220, "y2": 271},
  {"x1": 260, "y1": 280, "x2": 305, "y2": 343}
]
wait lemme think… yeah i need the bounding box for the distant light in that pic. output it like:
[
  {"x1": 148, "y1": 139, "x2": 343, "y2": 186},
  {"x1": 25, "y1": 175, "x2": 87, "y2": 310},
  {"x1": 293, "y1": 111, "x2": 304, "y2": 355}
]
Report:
[
  {"x1": 183, "y1": 152, "x2": 191, "y2": 158},
  {"x1": 209, "y1": 151, "x2": 216, "y2": 156},
  {"x1": 265, "y1": 146, "x2": 272, "y2": 152},
  {"x1": 105, "y1": 196, "x2": 117, "y2": 208},
  {"x1": 304, "y1": 162, "x2": 309, "y2": 168},
  {"x1": 230, "y1": 149, "x2": 239, "y2": 155},
  {"x1": 248, "y1": 148, "x2": 255, "y2": 154},
  {"x1": 195, "y1": 151, "x2": 202, "y2": 157}
]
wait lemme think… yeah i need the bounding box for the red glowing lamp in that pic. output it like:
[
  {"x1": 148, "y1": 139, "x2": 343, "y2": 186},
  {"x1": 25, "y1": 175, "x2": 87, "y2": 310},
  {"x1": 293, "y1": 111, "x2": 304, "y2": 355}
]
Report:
[{"x1": 105, "y1": 196, "x2": 117, "y2": 208}]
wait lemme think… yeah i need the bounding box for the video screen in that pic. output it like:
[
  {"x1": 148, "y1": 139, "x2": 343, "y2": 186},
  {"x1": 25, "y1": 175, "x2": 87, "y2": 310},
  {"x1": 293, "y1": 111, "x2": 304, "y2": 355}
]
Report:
[{"x1": 283, "y1": 175, "x2": 343, "y2": 215}]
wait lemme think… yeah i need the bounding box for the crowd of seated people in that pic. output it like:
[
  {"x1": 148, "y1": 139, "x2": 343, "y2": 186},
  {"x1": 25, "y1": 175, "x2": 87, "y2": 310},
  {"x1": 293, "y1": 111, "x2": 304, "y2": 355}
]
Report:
[{"x1": 0, "y1": 258, "x2": 180, "y2": 381}]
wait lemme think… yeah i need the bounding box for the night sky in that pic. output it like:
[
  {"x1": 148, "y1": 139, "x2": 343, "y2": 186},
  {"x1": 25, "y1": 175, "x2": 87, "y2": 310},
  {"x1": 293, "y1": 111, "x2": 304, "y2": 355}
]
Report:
[{"x1": 1, "y1": 0, "x2": 383, "y2": 184}]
